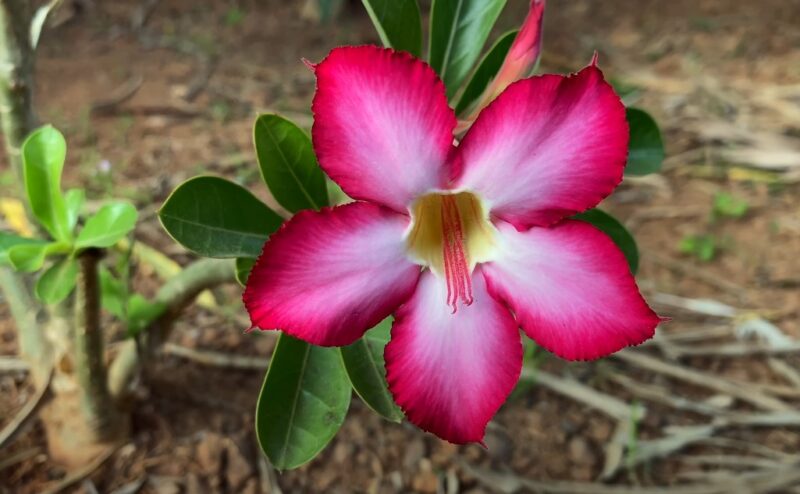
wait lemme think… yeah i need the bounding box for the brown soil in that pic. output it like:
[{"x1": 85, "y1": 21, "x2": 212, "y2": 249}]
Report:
[{"x1": 2, "y1": 0, "x2": 800, "y2": 492}]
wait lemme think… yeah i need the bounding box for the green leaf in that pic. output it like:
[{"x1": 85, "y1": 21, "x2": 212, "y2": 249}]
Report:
[
  {"x1": 626, "y1": 108, "x2": 664, "y2": 176},
  {"x1": 454, "y1": 29, "x2": 517, "y2": 116},
  {"x1": 99, "y1": 267, "x2": 126, "y2": 319},
  {"x1": 256, "y1": 334, "x2": 351, "y2": 470},
  {"x1": 127, "y1": 295, "x2": 166, "y2": 337},
  {"x1": 235, "y1": 257, "x2": 256, "y2": 286},
  {"x1": 0, "y1": 232, "x2": 47, "y2": 265},
  {"x1": 64, "y1": 188, "x2": 85, "y2": 233},
  {"x1": 253, "y1": 114, "x2": 328, "y2": 212},
  {"x1": 159, "y1": 176, "x2": 284, "y2": 258},
  {"x1": 22, "y1": 125, "x2": 71, "y2": 240},
  {"x1": 679, "y1": 234, "x2": 716, "y2": 262},
  {"x1": 574, "y1": 209, "x2": 639, "y2": 273},
  {"x1": 7, "y1": 242, "x2": 58, "y2": 272},
  {"x1": 340, "y1": 318, "x2": 403, "y2": 422},
  {"x1": 361, "y1": 0, "x2": 422, "y2": 57},
  {"x1": 35, "y1": 257, "x2": 78, "y2": 304},
  {"x1": 75, "y1": 202, "x2": 138, "y2": 249},
  {"x1": 713, "y1": 192, "x2": 749, "y2": 218},
  {"x1": 429, "y1": 0, "x2": 507, "y2": 100}
]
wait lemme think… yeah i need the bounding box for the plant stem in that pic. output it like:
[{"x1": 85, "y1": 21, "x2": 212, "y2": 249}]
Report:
[
  {"x1": 107, "y1": 258, "x2": 235, "y2": 400},
  {"x1": 0, "y1": 266, "x2": 48, "y2": 383},
  {"x1": 74, "y1": 249, "x2": 118, "y2": 439},
  {"x1": 0, "y1": 0, "x2": 35, "y2": 186},
  {"x1": 0, "y1": 0, "x2": 51, "y2": 385}
]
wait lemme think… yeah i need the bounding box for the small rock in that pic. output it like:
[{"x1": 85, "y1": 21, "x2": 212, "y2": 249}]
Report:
[
  {"x1": 483, "y1": 428, "x2": 513, "y2": 465},
  {"x1": 148, "y1": 477, "x2": 181, "y2": 494},
  {"x1": 388, "y1": 470, "x2": 403, "y2": 490},
  {"x1": 332, "y1": 441, "x2": 354, "y2": 464},
  {"x1": 196, "y1": 432, "x2": 224, "y2": 473},
  {"x1": 568, "y1": 437, "x2": 593, "y2": 465},
  {"x1": 239, "y1": 478, "x2": 258, "y2": 494},
  {"x1": 412, "y1": 459, "x2": 439, "y2": 494},
  {"x1": 224, "y1": 439, "x2": 253, "y2": 490},
  {"x1": 184, "y1": 474, "x2": 205, "y2": 494},
  {"x1": 588, "y1": 420, "x2": 613, "y2": 442},
  {"x1": 403, "y1": 439, "x2": 426, "y2": 469}
]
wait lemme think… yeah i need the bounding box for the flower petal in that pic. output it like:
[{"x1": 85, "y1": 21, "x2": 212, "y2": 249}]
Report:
[
  {"x1": 482, "y1": 220, "x2": 660, "y2": 361},
  {"x1": 312, "y1": 45, "x2": 457, "y2": 213},
  {"x1": 452, "y1": 63, "x2": 628, "y2": 229},
  {"x1": 385, "y1": 269, "x2": 522, "y2": 444},
  {"x1": 243, "y1": 202, "x2": 421, "y2": 346}
]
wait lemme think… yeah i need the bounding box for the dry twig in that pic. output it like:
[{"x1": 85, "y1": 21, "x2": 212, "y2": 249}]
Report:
[
  {"x1": 0, "y1": 368, "x2": 52, "y2": 449},
  {"x1": 647, "y1": 253, "x2": 746, "y2": 297},
  {"x1": 522, "y1": 368, "x2": 641, "y2": 421},
  {"x1": 461, "y1": 459, "x2": 800, "y2": 494},
  {"x1": 162, "y1": 343, "x2": 267, "y2": 370},
  {"x1": 0, "y1": 355, "x2": 28, "y2": 372},
  {"x1": 39, "y1": 442, "x2": 121, "y2": 494},
  {"x1": 613, "y1": 350, "x2": 791, "y2": 411}
]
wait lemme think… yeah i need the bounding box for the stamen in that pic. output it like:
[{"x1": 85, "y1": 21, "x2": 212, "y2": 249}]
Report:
[{"x1": 440, "y1": 195, "x2": 474, "y2": 313}]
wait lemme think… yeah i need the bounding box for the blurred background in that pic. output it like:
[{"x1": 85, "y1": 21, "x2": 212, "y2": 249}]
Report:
[{"x1": 2, "y1": 0, "x2": 800, "y2": 492}]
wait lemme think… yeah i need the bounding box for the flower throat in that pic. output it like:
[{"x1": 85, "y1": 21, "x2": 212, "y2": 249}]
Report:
[{"x1": 406, "y1": 192, "x2": 497, "y2": 313}]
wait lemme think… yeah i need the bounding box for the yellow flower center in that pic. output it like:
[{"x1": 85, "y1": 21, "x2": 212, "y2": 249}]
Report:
[{"x1": 406, "y1": 192, "x2": 497, "y2": 312}]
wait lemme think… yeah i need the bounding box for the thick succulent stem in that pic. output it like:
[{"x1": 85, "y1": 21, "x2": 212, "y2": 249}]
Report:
[
  {"x1": 74, "y1": 249, "x2": 120, "y2": 440},
  {"x1": 0, "y1": 0, "x2": 50, "y2": 385},
  {"x1": 0, "y1": 267, "x2": 48, "y2": 382},
  {"x1": 0, "y1": 0, "x2": 35, "y2": 185},
  {"x1": 107, "y1": 258, "x2": 236, "y2": 400}
]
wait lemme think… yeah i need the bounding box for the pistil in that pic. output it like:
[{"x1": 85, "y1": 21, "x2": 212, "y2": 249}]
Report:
[{"x1": 441, "y1": 195, "x2": 473, "y2": 312}]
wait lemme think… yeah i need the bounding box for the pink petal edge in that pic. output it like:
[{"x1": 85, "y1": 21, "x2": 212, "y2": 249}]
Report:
[
  {"x1": 482, "y1": 220, "x2": 661, "y2": 361},
  {"x1": 243, "y1": 202, "x2": 421, "y2": 347},
  {"x1": 385, "y1": 269, "x2": 522, "y2": 444},
  {"x1": 451, "y1": 63, "x2": 629, "y2": 229},
  {"x1": 312, "y1": 45, "x2": 456, "y2": 213}
]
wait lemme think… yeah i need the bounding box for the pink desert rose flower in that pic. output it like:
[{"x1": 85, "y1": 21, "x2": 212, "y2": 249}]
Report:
[{"x1": 243, "y1": 45, "x2": 662, "y2": 444}]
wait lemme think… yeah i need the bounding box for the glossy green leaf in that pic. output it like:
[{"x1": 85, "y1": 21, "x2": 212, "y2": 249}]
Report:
[
  {"x1": 159, "y1": 176, "x2": 284, "y2": 258},
  {"x1": 64, "y1": 188, "x2": 85, "y2": 233},
  {"x1": 256, "y1": 334, "x2": 351, "y2": 470},
  {"x1": 35, "y1": 257, "x2": 78, "y2": 304},
  {"x1": 235, "y1": 257, "x2": 256, "y2": 286},
  {"x1": 0, "y1": 232, "x2": 47, "y2": 265},
  {"x1": 454, "y1": 29, "x2": 517, "y2": 116},
  {"x1": 626, "y1": 108, "x2": 664, "y2": 176},
  {"x1": 340, "y1": 318, "x2": 403, "y2": 422},
  {"x1": 22, "y1": 125, "x2": 71, "y2": 241},
  {"x1": 429, "y1": 0, "x2": 507, "y2": 100},
  {"x1": 7, "y1": 242, "x2": 59, "y2": 272},
  {"x1": 574, "y1": 209, "x2": 639, "y2": 273},
  {"x1": 254, "y1": 114, "x2": 328, "y2": 213},
  {"x1": 99, "y1": 266, "x2": 126, "y2": 319},
  {"x1": 75, "y1": 202, "x2": 138, "y2": 250},
  {"x1": 361, "y1": 0, "x2": 422, "y2": 57}
]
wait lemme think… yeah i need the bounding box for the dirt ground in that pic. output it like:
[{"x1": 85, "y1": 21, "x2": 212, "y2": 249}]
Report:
[{"x1": 2, "y1": 0, "x2": 800, "y2": 492}]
